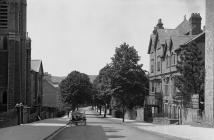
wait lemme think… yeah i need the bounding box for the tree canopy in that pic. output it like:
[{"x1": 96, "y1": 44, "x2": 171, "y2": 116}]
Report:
[
  {"x1": 110, "y1": 43, "x2": 149, "y2": 121},
  {"x1": 175, "y1": 41, "x2": 204, "y2": 109},
  {"x1": 93, "y1": 64, "x2": 113, "y2": 117},
  {"x1": 59, "y1": 71, "x2": 93, "y2": 110}
]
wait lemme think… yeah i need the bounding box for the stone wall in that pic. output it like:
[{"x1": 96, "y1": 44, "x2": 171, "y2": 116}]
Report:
[
  {"x1": 136, "y1": 108, "x2": 144, "y2": 121},
  {"x1": 205, "y1": 0, "x2": 214, "y2": 123},
  {"x1": 182, "y1": 108, "x2": 200, "y2": 124}
]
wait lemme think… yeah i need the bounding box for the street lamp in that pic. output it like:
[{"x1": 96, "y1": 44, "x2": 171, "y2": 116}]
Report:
[{"x1": 15, "y1": 103, "x2": 23, "y2": 125}]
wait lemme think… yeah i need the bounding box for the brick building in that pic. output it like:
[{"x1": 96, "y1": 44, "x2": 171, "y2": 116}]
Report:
[
  {"x1": 146, "y1": 13, "x2": 205, "y2": 123},
  {"x1": 0, "y1": 0, "x2": 31, "y2": 112}
]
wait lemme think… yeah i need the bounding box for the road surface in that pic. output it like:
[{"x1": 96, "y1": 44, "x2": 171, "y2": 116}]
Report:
[{"x1": 51, "y1": 107, "x2": 183, "y2": 140}]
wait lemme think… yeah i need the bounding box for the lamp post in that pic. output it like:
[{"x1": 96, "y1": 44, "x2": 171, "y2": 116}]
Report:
[{"x1": 15, "y1": 103, "x2": 24, "y2": 125}]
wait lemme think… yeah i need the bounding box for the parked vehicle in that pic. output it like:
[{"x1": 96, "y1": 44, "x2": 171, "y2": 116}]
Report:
[{"x1": 69, "y1": 110, "x2": 86, "y2": 126}]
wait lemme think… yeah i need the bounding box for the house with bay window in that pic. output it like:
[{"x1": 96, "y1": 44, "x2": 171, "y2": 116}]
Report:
[{"x1": 146, "y1": 13, "x2": 205, "y2": 124}]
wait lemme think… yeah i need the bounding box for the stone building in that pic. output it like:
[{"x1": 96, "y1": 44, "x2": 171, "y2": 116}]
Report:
[
  {"x1": 205, "y1": 0, "x2": 214, "y2": 124},
  {"x1": 0, "y1": 0, "x2": 31, "y2": 112},
  {"x1": 42, "y1": 73, "x2": 64, "y2": 118},
  {"x1": 31, "y1": 60, "x2": 43, "y2": 107},
  {"x1": 42, "y1": 73, "x2": 63, "y2": 111},
  {"x1": 146, "y1": 13, "x2": 205, "y2": 123}
]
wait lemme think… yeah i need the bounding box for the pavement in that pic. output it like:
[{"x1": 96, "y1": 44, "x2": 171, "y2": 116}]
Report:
[
  {"x1": 1, "y1": 107, "x2": 214, "y2": 140},
  {"x1": 96, "y1": 109, "x2": 214, "y2": 140},
  {"x1": 0, "y1": 115, "x2": 69, "y2": 140}
]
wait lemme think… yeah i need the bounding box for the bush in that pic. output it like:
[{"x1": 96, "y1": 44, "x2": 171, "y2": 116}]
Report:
[
  {"x1": 56, "y1": 110, "x2": 66, "y2": 117},
  {"x1": 112, "y1": 110, "x2": 123, "y2": 118}
]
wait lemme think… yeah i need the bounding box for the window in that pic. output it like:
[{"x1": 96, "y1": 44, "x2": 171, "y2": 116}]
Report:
[
  {"x1": 151, "y1": 82, "x2": 155, "y2": 92},
  {"x1": 3, "y1": 91, "x2": 7, "y2": 104},
  {"x1": 151, "y1": 59, "x2": 154, "y2": 73},
  {"x1": 165, "y1": 85, "x2": 169, "y2": 96},
  {"x1": 157, "y1": 56, "x2": 161, "y2": 71},
  {"x1": 0, "y1": 37, "x2": 7, "y2": 50},
  {"x1": 166, "y1": 55, "x2": 170, "y2": 68},
  {"x1": 0, "y1": 0, "x2": 8, "y2": 29},
  {"x1": 0, "y1": 37, "x2": 3, "y2": 49},
  {"x1": 171, "y1": 53, "x2": 176, "y2": 66},
  {"x1": 165, "y1": 79, "x2": 169, "y2": 96},
  {"x1": 156, "y1": 82, "x2": 161, "y2": 93}
]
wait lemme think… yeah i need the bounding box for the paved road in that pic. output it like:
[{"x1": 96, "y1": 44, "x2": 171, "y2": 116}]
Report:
[{"x1": 51, "y1": 107, "x2": 183, "y2": 140}]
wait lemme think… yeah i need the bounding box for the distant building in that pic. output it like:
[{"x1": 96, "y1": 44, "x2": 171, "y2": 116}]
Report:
[
  {"x1": 146, "y1": 13, "x2": 205, "y2": 123},
  {"x1": 0, "y1": 0, "x2": 31, "y2": 112},
  {"x1": 42, "y1": 73, "x2": 64, "y2": 111},
  {"x1": 31, "y1": 60, "x2": 44, "y2": 108}
]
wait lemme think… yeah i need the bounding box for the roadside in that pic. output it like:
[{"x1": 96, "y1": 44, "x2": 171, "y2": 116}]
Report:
[
  {"x1": 51, "y1": 107, "x2": 184, "y2": 140},
  {"x1": 0, "y1": 115, "x2": 69, "y2": 140},
  {"x1": 92, "y1": 108, "x2": 214, "y2": 140}
]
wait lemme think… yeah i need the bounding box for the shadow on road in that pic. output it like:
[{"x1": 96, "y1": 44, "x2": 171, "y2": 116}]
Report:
[
  {"x1": 52, "y1": 124, "x2": 126, "y2": 140},
  {"x1": 106, "y1": 135, "x2": 126, "y2": 139},
  {"x1": 87, "y1": 121, "x2": 122, "y2": 125}
]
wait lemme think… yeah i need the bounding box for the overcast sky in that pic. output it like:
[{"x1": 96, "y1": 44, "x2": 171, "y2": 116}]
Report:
[{"x1": 27, "y1": 0, "x2": 205, "y2": 76}]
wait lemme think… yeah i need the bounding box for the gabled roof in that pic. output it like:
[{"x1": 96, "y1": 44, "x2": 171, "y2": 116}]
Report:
[
  {"x1": 31, "y1": 60, "x2": 43, "y2": 73},
  {"x1": 176, "y1": 18, "x2": 190, "y2": 35},
  {"x1": 148, "y1": 15, "x2": 201, "y2": 56},
  {"x1": 183, "y1": 32, "x2": 205, "y2": 45},
  {"x1": 51, "y1": 76, "x2": 65, "y2": 84},
  {"x1": 157, "y1": 29, "x2": 180, "y2": 45},
  {"x1": 171, "y1": 35, "x2": 195, "y2": 50},
  {"x1": 147, "y1": 34, "x2": 157, "y2": 54}
]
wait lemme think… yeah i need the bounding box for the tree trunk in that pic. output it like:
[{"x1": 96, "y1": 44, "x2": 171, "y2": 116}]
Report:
[
  {"x1": 99, "y1": 105, "x2": 102, "y2": 115},
  {"x1": 122, "y1": 106, "x2": 125, "y2": 122},
  {"x1": 104, "y1": 104, "x2": 107, "y2": 118}
]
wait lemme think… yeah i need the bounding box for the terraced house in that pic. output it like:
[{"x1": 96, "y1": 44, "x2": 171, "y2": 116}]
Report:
[{"x1": 146, "y1": 13, "x2": 205, "y2": 124}]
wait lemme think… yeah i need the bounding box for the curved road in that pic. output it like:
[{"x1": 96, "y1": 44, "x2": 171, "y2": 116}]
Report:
[{"x1": 51, "y1": 107, "x2": 183, "y2": 140}]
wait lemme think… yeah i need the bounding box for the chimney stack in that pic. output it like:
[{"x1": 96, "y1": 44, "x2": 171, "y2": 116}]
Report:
[{"x1": 189, "y1": 13, "x2": 202, "y2": 35}]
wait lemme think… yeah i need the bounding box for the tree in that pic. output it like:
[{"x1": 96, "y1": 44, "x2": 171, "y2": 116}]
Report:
[
  {"x1": 59, "y1": 71, "x2": 93, "y2": 111},
  {"x1": 175, "y1": 41, "x2": 204, "y2": 110},
  {"x1": 93, "y1": 64, "x2": 112, "y2": 117},
  {"x1": 110, "y1": 43, "x2": 149, "y2": 122}
]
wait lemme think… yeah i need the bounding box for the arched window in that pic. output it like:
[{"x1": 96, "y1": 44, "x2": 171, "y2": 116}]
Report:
[{"x1": 3, "y1": 91, "x2": 7, "y2": 104}]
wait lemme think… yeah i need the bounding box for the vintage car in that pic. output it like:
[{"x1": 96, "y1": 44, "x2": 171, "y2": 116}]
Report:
[{"x1": 69, "y1": 110, "x2": 86, "y2": 126}]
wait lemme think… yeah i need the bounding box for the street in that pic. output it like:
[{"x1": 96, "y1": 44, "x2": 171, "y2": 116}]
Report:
[{"x1": 51, "y1": 107, "x2": 183, "y2": 140}]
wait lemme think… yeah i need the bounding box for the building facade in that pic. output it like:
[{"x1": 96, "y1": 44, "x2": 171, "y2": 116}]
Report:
[
  {"x1": 205, "y1": 0, "x2": 214, "y2": 124},
  {"x1": 42, "y1": 73, "x2": 63, "y2": 110},
  {"x1": 31, "y1": 60, "x2": 43, "y2": 107},
  {"x1": 146, "y1": 13, "x2": 205, "y2": 123},
  {"x1": 0, "y1": 0, "x2": 31, "y2": 111}
]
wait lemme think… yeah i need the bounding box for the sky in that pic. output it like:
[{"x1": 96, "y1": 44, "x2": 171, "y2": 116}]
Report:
[{"x1": 27, "y1": 0, "x2": 205, "y2": 76}]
